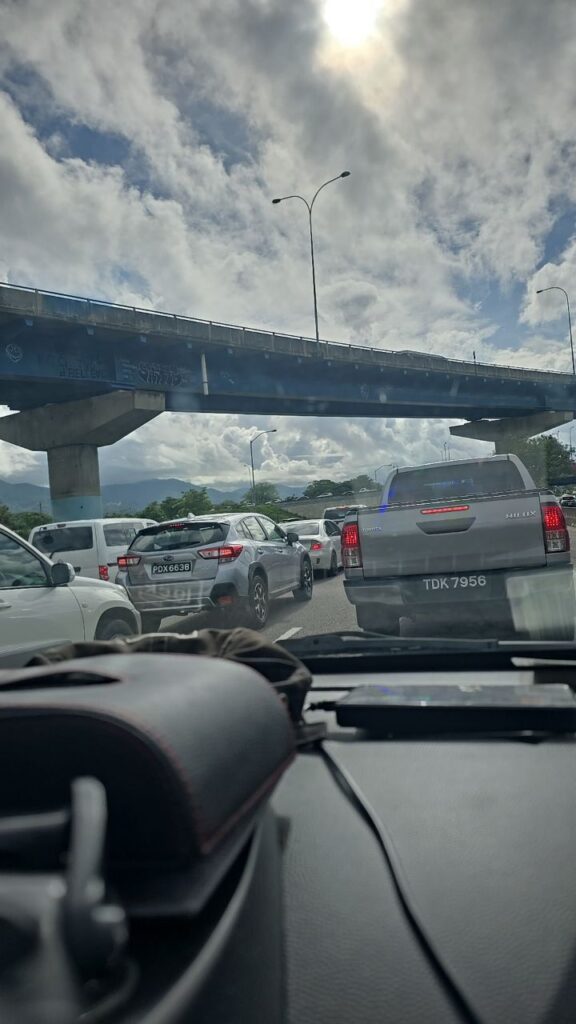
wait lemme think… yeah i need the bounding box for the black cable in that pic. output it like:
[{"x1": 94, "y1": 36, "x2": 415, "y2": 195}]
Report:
[
  {"x1": 320, "y1": 745, "x2": 485, "y2": 1024},
  {"x1": 305, "y1": 699, "x2": 337, "y2": 712}
]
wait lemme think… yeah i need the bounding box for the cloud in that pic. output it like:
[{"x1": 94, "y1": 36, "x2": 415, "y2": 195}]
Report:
[{"x1": 0, "y1": 0, "x2": 575, "y2": 488}]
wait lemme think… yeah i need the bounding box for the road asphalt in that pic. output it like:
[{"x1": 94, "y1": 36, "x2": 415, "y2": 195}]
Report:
[{"x1": 161, "y1": 570, "x2": 356, "y2": 641}]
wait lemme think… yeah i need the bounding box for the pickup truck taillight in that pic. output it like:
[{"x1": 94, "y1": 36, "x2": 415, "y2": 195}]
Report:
[
  {"x1": 342, "y1": 523, "x2": 362, "y2": 568},
  {"x1": 198, "y1": 544, "x2": 244, "y2": 564},
  {"x1": 542, "y1": 503, "x2": 570, "y2": 553}
]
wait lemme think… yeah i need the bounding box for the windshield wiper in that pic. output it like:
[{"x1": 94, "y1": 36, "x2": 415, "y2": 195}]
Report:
[{"x1": 282, "y1": 630, "x2": 503, "y2": 654}]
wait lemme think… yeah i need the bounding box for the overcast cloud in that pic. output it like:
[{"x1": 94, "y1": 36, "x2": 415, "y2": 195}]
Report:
[{"x1": 0, "y1": 0, "x2": 575, "y2": 487}]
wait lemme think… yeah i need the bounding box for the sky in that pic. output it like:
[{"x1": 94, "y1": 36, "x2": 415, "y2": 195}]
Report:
[{"x1": 1, "y1": 0, "x2": 576, "y2": 487}]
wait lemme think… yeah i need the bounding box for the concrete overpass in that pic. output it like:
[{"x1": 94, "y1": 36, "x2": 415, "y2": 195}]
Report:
[{"x1": 0, "y1": 282, "x2": 574, "y2": 517}]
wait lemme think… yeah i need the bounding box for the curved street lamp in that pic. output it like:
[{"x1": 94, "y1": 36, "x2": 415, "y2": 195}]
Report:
[
  {"x1": 249, "y1": 429, "x2": 277, "y2": 505},
  {"x1": 536, "y1": 286, "x2": 575, "y2": 375},
  {"x1": 273, "y1": 172, "x2": 351, "y2": 347},
  {"x1": 374, "y1": 462, "x2": 396, "y2": 482}
]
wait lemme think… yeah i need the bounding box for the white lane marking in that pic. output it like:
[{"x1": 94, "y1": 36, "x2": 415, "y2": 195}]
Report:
[{"x1": 274, "y1": 626, "x2": 302, "y2": 642}]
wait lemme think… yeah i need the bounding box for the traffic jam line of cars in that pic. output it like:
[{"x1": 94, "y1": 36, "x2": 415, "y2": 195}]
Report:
[
  {"x1": 0, "y1": 508, "x2": 361, "y2": 651},
  {"x1": 8, "y1": 458, "x2": 572, "y2": 651}
]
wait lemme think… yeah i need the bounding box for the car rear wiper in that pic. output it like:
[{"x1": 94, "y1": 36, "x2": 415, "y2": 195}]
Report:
[{"x1": 282, "y1": 630, "x2": 503, "y2": 654}]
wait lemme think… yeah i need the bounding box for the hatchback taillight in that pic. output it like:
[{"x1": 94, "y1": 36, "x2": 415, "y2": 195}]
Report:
[
  {"x1": 117, "y1": 555, "x2": 141, "y2": 569},
  {"x1": 542, "y1": 502, "x2": 570, "y2": 553},
  {"x1": 341, "y1": 522, "x2": 362, "y2": 568},
  {"x1": 198, "y1": 544, "x2": 244, "y2": 564},
  {"x1": 310, "y1": 541, "x2": 323, "y2": 551}
]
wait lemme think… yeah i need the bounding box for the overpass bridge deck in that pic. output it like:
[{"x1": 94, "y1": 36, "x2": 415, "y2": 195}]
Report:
[{"x1": 0, "y1": 281, "x2": 570, "y2": 386}]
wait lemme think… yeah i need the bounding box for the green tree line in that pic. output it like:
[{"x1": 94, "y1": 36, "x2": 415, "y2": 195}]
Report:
[{"x1": 2, "y1": 445, "x2": 574, "y2": 540}]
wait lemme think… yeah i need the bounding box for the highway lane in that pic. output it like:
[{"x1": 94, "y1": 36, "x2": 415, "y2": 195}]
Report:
[
  {"x1": 160, "y1": 532, "x2": 576, "y2": 641},
  {"x1": 160, "y1": 571, "x2": 356, "y2": 641}
]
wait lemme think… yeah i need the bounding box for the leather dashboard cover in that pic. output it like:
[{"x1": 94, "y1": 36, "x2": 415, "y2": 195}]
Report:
[{"x1": 0, "y1": 653, "x2": 295, "y2": 914}]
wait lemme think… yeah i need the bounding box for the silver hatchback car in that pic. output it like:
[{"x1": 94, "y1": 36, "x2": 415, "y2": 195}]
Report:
[{"x1": 115, "y1": 513, "x2": 313, "y2": 632}]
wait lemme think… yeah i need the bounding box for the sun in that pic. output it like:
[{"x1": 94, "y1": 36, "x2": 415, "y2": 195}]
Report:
[{"x1": 322, "y1": 0, "x2": 383, "y2": 47}]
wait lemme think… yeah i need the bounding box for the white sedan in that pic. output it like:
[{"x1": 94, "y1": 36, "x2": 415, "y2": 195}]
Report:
[
  {"x1": 284, "y1": 519, "x2": 342, "y2": 577},
  {"x1": 0, "y1": 523, "x2": 141, "y2": 649}
]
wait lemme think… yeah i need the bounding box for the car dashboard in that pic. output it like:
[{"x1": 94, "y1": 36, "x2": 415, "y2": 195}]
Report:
[{"x1": 1, "y1": 645, "x2": 576, "y2": 1024}]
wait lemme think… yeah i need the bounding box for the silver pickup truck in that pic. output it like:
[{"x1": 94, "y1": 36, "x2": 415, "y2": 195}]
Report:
[{"x1": 342, "y1": 454, "x2": 576, "y2": 640}]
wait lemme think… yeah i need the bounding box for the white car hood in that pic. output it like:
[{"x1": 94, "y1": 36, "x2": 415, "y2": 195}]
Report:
[{"x1": 70, "y1": 575, "x2": 125, "y2": 593}]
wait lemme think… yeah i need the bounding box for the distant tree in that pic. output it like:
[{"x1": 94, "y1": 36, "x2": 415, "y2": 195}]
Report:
[
  {"x1": 303, "y1": 479, "x2": 337, "y2": 498},
  {"x1": 139, "y1": 489, "x2": 213, "y2": 523},
  {"x1": 253, "y1": 503, "x2": 293, "y2": 522},
  {"x1": 507, "y1": 436, "x2": 574, "y2": 487},
  {"x1": 11, "y1": 510, "x2": 53, "y2": 538},
  {"x1": 140, "y1": 501, "x2": 165, "y2": 521},
  {"x1": 178, "y1": 488, "x2": 213, "y2": 517},
  {"x1": 348, "y1": 474, "x2": 375, "y2": 492},
  {"x1": 243, "y1": 482, "x2": 279, "y2": 505},
  {"x1": 0, "y1": 505, "x2": 16, "y2": 531}
]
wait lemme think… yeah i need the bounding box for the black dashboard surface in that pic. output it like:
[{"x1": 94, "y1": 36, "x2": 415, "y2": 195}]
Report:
[{"x1": 274, "y1": 668, "x2": 576, "y2": 1024}]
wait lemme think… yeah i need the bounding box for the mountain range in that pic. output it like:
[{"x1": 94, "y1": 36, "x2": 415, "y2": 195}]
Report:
[{"x1": 0, "y1": 478, "x2": 304, "y2": 514}]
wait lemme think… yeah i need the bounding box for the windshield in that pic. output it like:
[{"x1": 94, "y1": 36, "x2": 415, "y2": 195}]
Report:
[
  {"x1": 130, "y1": 522, "x2": 229, "y2": 553},
  {"x1": 324, "y1": 507, "x2": 363, "y2": 522},
  {"x1": 287, "y1": 522, "x2": 320, "y2": 535},
  {"x1": 31, "y1": 527, "x2": 94, "y2": 555},
  {"x1": 103, "y1": 523, "x2": 141, "y2": 547},
  {"x1": 389, "y1": 460, "x2": 526, "y2": 505},
  {"x1": 1, "y1": 1, "x2": 575, "y2": 655}
]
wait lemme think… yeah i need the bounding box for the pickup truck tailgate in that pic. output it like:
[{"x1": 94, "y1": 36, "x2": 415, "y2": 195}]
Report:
[{"x1": 359, "y1": 492, "x2": 546, "y2": 577}]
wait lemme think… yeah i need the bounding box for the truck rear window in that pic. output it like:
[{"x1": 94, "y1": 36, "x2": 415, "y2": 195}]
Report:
[
  {"x1": 389, "y1": 460, "x2": 525, "y2": 504},
  {"x1": 130, "y1": 521, "x2": 229, "y2": 552},
  {"x1": 32, "y1": 526, "x2": 94, "y2": 554},
  {"x1": 103, "y1": 523, "x2": 139, "y2": 546}
]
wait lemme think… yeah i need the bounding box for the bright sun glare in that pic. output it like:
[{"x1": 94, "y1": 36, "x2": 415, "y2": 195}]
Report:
[{"x1": 323, "y1": 0, "x2": 382, "y2": 47}]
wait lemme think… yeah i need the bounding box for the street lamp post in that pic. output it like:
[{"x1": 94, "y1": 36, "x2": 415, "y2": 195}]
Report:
[
  {"x1": 272, "y1": 172, "x2": 351, "y2": 348},
  {"x1": 249, "y1": 429, "x2": 277, "y2": 506},
  {"x1": 536, "y1": 286, "x2": 575, "y2": 375},
  {"x1": 374, "y1": 463, "x2": 397, "y2": 482}
]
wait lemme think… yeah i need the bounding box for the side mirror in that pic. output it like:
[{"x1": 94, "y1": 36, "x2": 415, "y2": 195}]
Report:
[
  {"x1": 286, "y1": 532, "x2": 299, "y2": 545},
  {"x1": 50, "y1": 561, "x2": 75, "y2": 586}
]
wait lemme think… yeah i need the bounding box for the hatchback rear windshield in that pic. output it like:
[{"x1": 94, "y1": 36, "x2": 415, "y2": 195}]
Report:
[
  {"x1": 288, "y1": 521, "x2": 320, "y2": 535},
  {"x1": 389, "y1": 460, "x2": 525, "y2": 504},
  {"x1": 32, "y1": 526, "x2": 94, "y2": 554},
  {"x1": 130, "y1": 521, "x2": 229, "y2": 552}
]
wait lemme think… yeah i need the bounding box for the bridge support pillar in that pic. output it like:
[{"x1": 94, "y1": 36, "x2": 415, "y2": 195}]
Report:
[
  {"x1": 0, "y1": 390, "x2": 165, "y2": 520},
  {"x1": 47, "y1": 445, "x2": 102, "y2": 520},
  {"x1": 450, "y1": 411, "x2": 574, "y2": 453}
]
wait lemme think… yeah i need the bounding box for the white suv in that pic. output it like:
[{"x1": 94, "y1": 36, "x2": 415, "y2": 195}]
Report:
[{"x1": 0, "y1": 523, "x2": 141, "y2": 649}]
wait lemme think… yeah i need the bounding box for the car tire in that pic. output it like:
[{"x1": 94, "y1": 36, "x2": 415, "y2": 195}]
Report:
[
  {"x1": 356, "y1": 605, "x2": 399, "y2": 635},
  {"x1": 96, "y1": 617, "x2": 138, "y2": 641},
  {"x1": 293, "y1": 558, "x2": 313, "y2": 602},
  {"x1": 328, "y1": 551, "x2": 338, "y2": 577},
  {"x1": 245, "y1": 573, "x2": 269, "y2": 629}
]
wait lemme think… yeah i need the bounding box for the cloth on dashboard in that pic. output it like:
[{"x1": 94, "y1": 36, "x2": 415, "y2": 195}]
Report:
[{"x1": 26, "y1": 627, "x2": 313, "y2": 726}]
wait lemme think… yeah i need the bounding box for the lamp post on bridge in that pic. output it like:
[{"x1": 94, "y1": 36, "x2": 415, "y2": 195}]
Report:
[
  {"x1": 536, "y1": 286, "x2": 575, "y2": 375},
  {"x1": 272, "y1": 172, "x2": 351, "y2": 349},
  {"x1": 249, "y1": 429, "x2": 277, "y2": 506}
]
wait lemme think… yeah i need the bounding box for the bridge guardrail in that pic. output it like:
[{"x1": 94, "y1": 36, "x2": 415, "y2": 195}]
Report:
[{"x1": 0, "y1": 280, "x2": 574, "y2": 385}]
